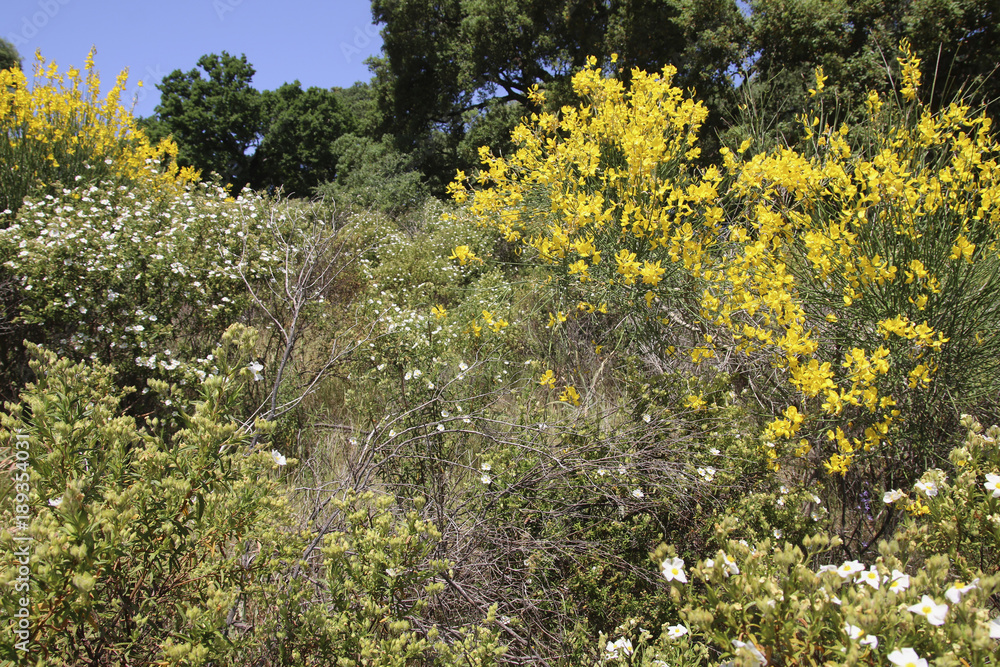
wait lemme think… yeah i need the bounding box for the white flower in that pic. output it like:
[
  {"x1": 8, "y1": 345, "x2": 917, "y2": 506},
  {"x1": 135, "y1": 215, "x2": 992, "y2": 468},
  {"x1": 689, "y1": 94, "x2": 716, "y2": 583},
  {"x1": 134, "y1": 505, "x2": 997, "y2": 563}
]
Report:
[
  {"x1": 772, "y1": 529, "x2": 783, "y2": 539},
  {"x1": 844, "y1": 623, "x2": 863, "y2": 640},
  {"x1": 458, "y1": 361, "x2": 468, "y2": 371},
  {"x1": 990, "y1": 617, "x2": 1000, "y2": 639},
  {"x1": 661, "y1": 557, "x2": 687, "y2": 583},
  {"x1": 856, "y1": 565, "x2": 880, "y2": 590},
  {"x1": 271, "y1": 450, "x2": 287, "y2": 466},
  {"x1": 665, "y1": 624, "x2": 688, "y2": 639},
  {"x1": 908, "y1": 595, "x2": 948, "y2": 626},
  {"x1": 817, "y1": 564, "x2": 838, "y2": 574},
  {"x1": 860, "y1": 634, "x2": 878, "y2": 649},
  {"x1": 643, "y1": 414, "x2": 651, "y2": 423},
  {"x1": 412, "y1": 369, "x2": 422, "y2": 378},
  {"x1": 887, "y1": 570, "x2": 910, "y2": 593},
  {"x1": 404, "y1": 370, "x2": 413, "y2": 380},
  {"x1": 481, "y1": 474, "x2": 492, "y2": 485},
  {"x1": 914, "y1": 480, "x2": 938, "y2": 497},
  {"x1": 731, "y1": 639, "x2": 768, "y2": 666},
  {"x1": 888, "y1": 647, "x2": 928, "y2": 667},
  {"x1": 632, "y1": 488, "x2": 644, "y2": 499},
  {"x1": 481, "y1": 462, "x2": 491, "y2": 472},
  {"x1": 48, "y1": 497, "x2": 62, "y2": 507},
  {"x1": 436, "y1": 423, "x2": 445, "y2": 432},
  {"x1": 883, "y1": 489, "x2": 906, "y2": 504},
  {"x1": 248, "y1": 361, "x2": 264, "y2": 381},
  {"x1": 944, "y1": 578, "x2": 978, "y2": 604},
  {"x1": 710, "y1": 447, "x2": 721, "y2": 455},
  {"x1": 836, "y1": 560, "x2": 865, "y2": 578},
  {"x1": 722, "y1": 552, "x2": 739, "y2": 576},
  {"x1": 984, "y1": 473, "x2": 1000, "y2": 498},
  {"x1": 604, "y1": 637, "x2": 633, "y2": 660}
]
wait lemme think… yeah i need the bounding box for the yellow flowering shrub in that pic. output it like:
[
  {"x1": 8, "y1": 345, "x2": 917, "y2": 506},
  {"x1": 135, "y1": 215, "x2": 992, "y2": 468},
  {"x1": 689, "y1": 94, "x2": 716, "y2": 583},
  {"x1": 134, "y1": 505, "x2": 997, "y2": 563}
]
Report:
[
  {"x1": 447, "y1": 55, "x2": 720, "y2": 348},
  {"x1": 0, "y1": 49, "x2": 195, "y2": 216},
  {"x1": 453, "y1": 45, "x2": 1000, "y2": 503},
  {"x1": 712, "y1": 43, "x2": 1000, "y2": 486}
]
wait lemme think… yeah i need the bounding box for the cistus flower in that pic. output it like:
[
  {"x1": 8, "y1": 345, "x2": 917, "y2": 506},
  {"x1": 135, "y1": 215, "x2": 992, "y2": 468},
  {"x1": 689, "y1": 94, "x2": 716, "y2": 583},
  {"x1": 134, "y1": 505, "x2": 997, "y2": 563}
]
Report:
[
  {"x1": 888, "y1": 648, "x2": 928, "y2": 667},
  {"x1": 661, "y1": 557, "x2": 687, "y2": 583},
  {"x1": 270, "y1": 450, "x2": 287, "y2": 466},
  {"x1": 604, "y1": 637, "x2": 633, "y2": 660},
  {"x1": 908, "y1": 595, "x2": 948, "y2": 626},
  {"x1": 944, "y1": 578, "x2": 978, "y2": 604},
  {"x1": 731, "y1": 639, "x2": 767, "y2": 666},
  {"x1": 836, "y1": 560, "x2": 865, "y2": 578},
  {"x1": 886, "y1": 570, "x2": 910, "y2": 593},
  {"x1": 665, "y1": 624, "x2": 688, "y2": 639},
  {"x1": 984, "y1": 473, "x2": 1000, "y2": 498}
]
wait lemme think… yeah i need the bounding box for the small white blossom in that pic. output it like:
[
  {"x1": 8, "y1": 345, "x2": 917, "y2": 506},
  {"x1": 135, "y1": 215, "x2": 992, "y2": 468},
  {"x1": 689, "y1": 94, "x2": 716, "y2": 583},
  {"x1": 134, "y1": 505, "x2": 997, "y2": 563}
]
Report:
[
  {"x1": 665, "y1": 624, "x2": 688, "y2": 639},
  {"x1": 886, "y1": 570, "x2": 910, "y2": 593},
  {"x1": 604, "y1": 637, "x2": 633, "y2": 660},
  {"x1": 836, "y1": 560, "x2": 865, "y2": 578},
  {"x1": 984, "y1": 473, "x2": 1000, "y2": 498},
  {"x1": 883, "y1": 489, "x2": 906, "y2": 504},
  {"x1": 271, "y1": 450, "x2": 287, "y2": 466},
  {"x1": 731, "y1": 639, "x2": 767, "y2": 666},
  {"x1": 856, "y1": 565, "x2": 880, "y2": 590},
  {"x1": 888, "y1": 648, "x2": 927, "y2": 667},
  {"x1": 908, "y1": 595, "x2": 948, "y2": 626},
  {"x1": 944, "y1": 578, "x2": 978, "y2": 604},
  {"x1": 661, "y1": 557, "x2": 687, "y2": 583}
]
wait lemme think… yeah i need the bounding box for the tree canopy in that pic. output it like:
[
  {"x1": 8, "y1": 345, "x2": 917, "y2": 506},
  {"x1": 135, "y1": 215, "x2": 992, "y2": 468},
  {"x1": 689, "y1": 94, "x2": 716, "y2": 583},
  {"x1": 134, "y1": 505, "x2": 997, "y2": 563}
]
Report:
[
  {"x1": 142, "y1": 52, "x2": 263, "y2": 188},
  {"x1": 251, "y1": 82, "x2": 354, "y2": 196},
  {"x1": 368, "y1": 0, "x2": 749, "y2": 189},
  {"x1": 0, "y1": 38, "x2": 21, "y2": 71}
]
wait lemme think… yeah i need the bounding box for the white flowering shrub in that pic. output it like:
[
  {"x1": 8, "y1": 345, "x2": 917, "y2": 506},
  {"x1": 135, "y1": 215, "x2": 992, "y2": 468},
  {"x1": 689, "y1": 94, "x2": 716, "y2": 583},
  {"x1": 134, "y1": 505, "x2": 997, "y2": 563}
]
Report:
[
  {"x1": 0, "y1": 177, "x2": 278, "y2": 396},
  {"x1": 597, "y1": 416, "x2": 1000, "y2": 666}
]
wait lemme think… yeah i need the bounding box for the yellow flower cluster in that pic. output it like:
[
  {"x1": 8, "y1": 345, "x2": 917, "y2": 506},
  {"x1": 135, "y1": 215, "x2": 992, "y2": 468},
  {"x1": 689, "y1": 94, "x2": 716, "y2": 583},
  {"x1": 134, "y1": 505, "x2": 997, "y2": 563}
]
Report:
[
  {"x1": 448, "y1": 57, "x2": 718, "y2": 316},
  {"x1": 455, "y1": 45, "x2": 1000, "y2": 476},
  {"x1": 0, "y1": 50, "x2": 194, "y2": 213}
]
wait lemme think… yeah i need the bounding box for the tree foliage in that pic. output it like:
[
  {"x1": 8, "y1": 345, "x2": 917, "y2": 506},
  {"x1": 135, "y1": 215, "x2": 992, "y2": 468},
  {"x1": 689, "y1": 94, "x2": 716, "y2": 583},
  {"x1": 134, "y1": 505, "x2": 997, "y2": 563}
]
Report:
[
  {"x1": 369, "y1": 0, "x2": 748, "y2": 190},
  {"x1": 251, "y1": 82, "x2": 354, "y2": 195},
  {"x1": 0, "y1": 38, "x2": 20, "y2": 72},
  {"x1": 741, "y1": 0, "x2": 1000, "y2": 143},
  {"x1": 143, "y1": 52, "x2": 263, "y2": 188}
]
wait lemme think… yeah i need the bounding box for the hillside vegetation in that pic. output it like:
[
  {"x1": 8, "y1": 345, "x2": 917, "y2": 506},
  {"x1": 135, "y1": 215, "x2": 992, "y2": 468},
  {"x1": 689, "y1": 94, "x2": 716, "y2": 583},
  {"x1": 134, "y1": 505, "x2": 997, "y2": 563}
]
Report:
[{"x1": 2, "y1": 42, "x2": 1000, "y2": 666}]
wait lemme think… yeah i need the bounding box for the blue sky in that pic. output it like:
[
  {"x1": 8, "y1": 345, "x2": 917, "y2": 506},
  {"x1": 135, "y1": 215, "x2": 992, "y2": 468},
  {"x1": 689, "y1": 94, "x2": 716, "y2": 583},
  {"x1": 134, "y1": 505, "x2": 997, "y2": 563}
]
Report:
[{"x1": 2, "y1": 0, "x2": 383, "y2": 118}]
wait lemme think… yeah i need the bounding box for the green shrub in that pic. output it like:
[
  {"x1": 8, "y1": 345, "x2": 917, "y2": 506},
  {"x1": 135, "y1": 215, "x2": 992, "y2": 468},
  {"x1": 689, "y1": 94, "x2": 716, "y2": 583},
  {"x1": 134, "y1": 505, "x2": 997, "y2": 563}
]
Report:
[{"x1": 0, "y1": 324, "x2": 290, "y2": 666}]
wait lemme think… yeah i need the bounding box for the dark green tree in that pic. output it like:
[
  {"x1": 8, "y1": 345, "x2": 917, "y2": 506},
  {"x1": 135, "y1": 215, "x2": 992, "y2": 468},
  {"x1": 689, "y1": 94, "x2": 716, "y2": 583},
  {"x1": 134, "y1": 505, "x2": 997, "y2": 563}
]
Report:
[
  {"x1": 739, "y1": 0, "x2": 1000, "y2": 146},
  {"x1": 315, "y1": 133, "x2": 427, "y2": 216},
  {"x1": 250, "y1": 82, "x2": 354, "y2": 196},
  {"x1": 142, "y1": 52, "x2": 263, "y2": 188},
  {"x1": 369, "y1": 0, "x2": 749, "y2": 191},
  {"x1": 0, "y1": 38, "x2": 20, "y2": 71}
]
